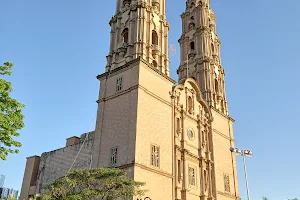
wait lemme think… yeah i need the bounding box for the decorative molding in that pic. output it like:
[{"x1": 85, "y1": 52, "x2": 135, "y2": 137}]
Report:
[
  {"x1": 211, "y1": 107, "x2": 234, "y2": 121},
  {"x1": 217, "y1": 191, "x2": 240, "y2": 200},
  {"x1": 97, "y1": 84, "x2": 172, "y2": 108},
  {"x1": 135, "y1": 163, "x2": 173, "y2": 179},
  {"x1": 97, "y1": 57, "x2": 176, "y2": 84},
  {"x1": 212, "y1": 129, "x2": 235, "y2": 142},
  {"x1": 139, "y1": 85, "x2": 172, "y2": 106},
  {"x1": 112, "y1": 162, "x2": 173, "y2": 179}
]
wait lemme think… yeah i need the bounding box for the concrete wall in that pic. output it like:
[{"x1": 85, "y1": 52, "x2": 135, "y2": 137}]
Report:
[
  {"x1": 19, "y1": 156, "x2": 40, "y2": 200},
  {"x1": 35, "y1": 131, "x2": 95, "y2": 194}
]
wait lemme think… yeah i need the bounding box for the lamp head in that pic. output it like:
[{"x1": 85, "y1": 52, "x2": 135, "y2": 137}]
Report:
[
  {"x1": 230, "y1": 147, "x2": 242, "y2": 155},
  {"x1": 243, "y1": 150, "x2": 253, "y2": 157}
]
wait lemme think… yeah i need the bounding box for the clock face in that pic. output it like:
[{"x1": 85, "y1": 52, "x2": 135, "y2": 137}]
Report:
[{"x1": 187, "y1": 128, "x2": 194, "y2": 139}]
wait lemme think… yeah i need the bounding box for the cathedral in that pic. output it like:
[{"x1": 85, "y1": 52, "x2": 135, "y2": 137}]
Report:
[{"x1": 20, "y1": 0, "x2": 240, "y2": 200}]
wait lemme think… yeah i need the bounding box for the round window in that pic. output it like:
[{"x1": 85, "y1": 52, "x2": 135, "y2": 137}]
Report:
[{"x1": 187, "y1": 128, "x2": 194, "y2": 139}]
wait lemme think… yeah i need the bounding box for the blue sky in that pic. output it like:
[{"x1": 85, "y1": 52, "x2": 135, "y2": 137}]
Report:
[{"x1": 0, "y1": 0, "x2": 299, "y2": 199}]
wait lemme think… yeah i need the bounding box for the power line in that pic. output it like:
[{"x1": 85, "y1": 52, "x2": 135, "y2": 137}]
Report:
[{"x1": 66, "y1": 117, "x2": 96, "y2": 175}]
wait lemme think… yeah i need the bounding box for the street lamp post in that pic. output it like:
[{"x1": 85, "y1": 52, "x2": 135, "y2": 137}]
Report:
[{"x1": 230, "y1": 147, "x2": 253, "y2": 200}]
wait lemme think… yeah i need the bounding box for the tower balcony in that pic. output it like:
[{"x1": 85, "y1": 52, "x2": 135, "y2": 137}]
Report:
[
  {"x1": 118, "y1": 42, "x2": 128, "y2": 57},
  {"x1": 151, "y1": 44, "x2": 161, "y2": 55},
  {"x1": 188, "y1": 49, "x2": 196, "y2": 59},
  {"x1": 188, "y1": 19, "x2": 195, "y2": 30}
]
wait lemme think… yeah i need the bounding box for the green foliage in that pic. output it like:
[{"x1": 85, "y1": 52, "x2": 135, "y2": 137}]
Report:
[
  {"x1": 0, "y1": 62, "x2": 25, "y2": 160},
  {"x1": 41, "y1": 168, "x2": 146, "y2": 200},
  {"x1": 3, "y1": 193, "x2": 17, "y2": 200},
  {"x1": 1, "y1": 194, "x2": 41, "y2": 200},
  {"x1": 29, "y1": 194, "x2": 42, "y2": 200}
]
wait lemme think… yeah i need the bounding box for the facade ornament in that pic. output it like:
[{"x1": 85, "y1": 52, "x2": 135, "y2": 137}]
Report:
[{"x1": 123, "y1": 0, "x2": 131, "y2": 8}]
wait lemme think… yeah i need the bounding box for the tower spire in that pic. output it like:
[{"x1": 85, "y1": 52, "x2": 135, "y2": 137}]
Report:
[
  {"x1": 106, "y1": 0, "x2": 170, "y2": 76},
  {"x1": 177, "y1": 0, "x2": 229, "y2": 115}
]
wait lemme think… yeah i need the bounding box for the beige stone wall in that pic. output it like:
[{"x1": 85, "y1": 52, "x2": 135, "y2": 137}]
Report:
[
  {"x1": 35, "y1": 132, "x2": 94, "y2": 194},
  {"x1": 94, "y1": 90, "x2": 138, "y2": 167},
  {"x1": 92, "y1": 61, "x2": 140, "y2": 168},
  {"x1": 92, "y1": 59, "x2": 175, "y2": 199},
  {"x1": 173, "y1": 79, "x2": 216, "y2": 200},
  {"x1": 134, "y1": 62, "x2": 174, "y2": 199},
  {"x1": 135, "y1": 62, "x2": 173, "y2": 170},
  {"x1": 134, "y1": 166, "x2": 173, "y2": 200},
  {"x1": 211, "y1": 109, "x2": 239, "y2": 199}
]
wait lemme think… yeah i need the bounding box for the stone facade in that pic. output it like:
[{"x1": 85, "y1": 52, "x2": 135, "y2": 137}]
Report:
[{"x1": 20, "y1": 0, "x2": 240, "y2": 200}]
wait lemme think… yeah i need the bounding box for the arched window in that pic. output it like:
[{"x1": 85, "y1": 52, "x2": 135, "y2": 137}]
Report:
[
  {"x1": 190, "y1": 2, "x2": 195, "y2": 8},
  {"x1": 187, "y1": 96, "x2": 193, "y2": 113},
  {"x1": 211, "y1": 43, "x2": 215, "y2": 53},
  {"x1": 176, "y1": 118, "x2": 181, "y2": 134},
  {"x1": 178, "y1": 160, "x2": 181, "y2": 181},
  {"x1": 121, "y1": 28, "x2": 129, "y2": 44},
  {"x1": 204, "y1": 170, "x2": 207, "y2": 190},
  {"x1": 152, "y1": 30, "x2": 158, "y2": 45},
  {"x1": 190, "y1": 41, "x2": 195, "y2": 50},
  {"x1": 202, "y1": 131, "x2": 205, "y2": 146},
  {"x1": 153, "y1": 60, "x2": 158, "y2": 68},
  {"x1": 215, "y1": 79, "x2": 219, "y2": 93},
  {"x1": 189, "y1": 16, "x2": 195, "y2": 30}
]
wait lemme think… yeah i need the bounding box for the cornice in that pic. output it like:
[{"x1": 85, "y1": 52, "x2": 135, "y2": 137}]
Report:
[
  {"x1": 112, "y1": 162, "x2": 173, "y2": 179},
  {"x1": 97, "y1": 58, "x2": 139, "y2": 80},
  {"x1": 135, "y1": 163, "x2": 173, "y2": 179},
  {"x1": 97, "y1": 57, "x2": 176, "y2": 84},
  {"x1": 98, "y1": 84, "x2": 172, "y2": 108},
  {"x1": 211, "y1": 107, "x2": 235, "y2": 122},
  {"x1": 217, "y1": 191, "x2": 241, "y2": 200},
  {"x1": 26, "y1": 155, "x2": 41, "y2": 159},
  {"x1": 139, "y1": 85, "x2": 172, "y2": 107},
  {"x1": 213, "y1": 129, "x2": 235, "y2": 142},
  {"x1": 180, "y1": 147, "x2": 212, "y2": 164}
]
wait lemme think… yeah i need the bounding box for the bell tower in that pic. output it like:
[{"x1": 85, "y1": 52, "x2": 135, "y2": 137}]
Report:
[
  {"x1": 106, "y1": 0, "x2": 170, "y2": 76},
  {"x1": 177, "y1": 0, "x2": 228, "y2": 115},
  {"x1": 177, "y1": 1, "x2": 240, "y2": 199},
  {"x1": 92, "y1": 1, "x2": 176, "y2": 199}
]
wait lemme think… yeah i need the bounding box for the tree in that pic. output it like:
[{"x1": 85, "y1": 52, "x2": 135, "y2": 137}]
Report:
[
  {"x1": 41, "y1": 168, "x2": 146, "y2": 200},
  {"x1": 0, "y1": 62, "x2": 25, "y2": 160},
  {"x1": 29, "y1": 194, "x2": 42, "y2": 200},
  {"x1": 3, "y1": 193, "x2": 17, "y2": 200}
]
